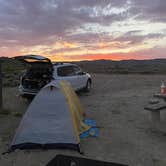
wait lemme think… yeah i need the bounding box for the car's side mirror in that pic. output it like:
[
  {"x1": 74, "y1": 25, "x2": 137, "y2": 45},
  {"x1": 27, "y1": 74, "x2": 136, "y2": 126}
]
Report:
[{"x1": 77, "y1": 71, "x2": 86, "y2": 75}]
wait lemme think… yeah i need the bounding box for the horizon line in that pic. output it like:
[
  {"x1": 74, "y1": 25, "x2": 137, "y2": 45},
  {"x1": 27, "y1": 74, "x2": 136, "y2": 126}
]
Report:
[{"x1": 1, "y1": 56, "x2": 166, "y2": 63}]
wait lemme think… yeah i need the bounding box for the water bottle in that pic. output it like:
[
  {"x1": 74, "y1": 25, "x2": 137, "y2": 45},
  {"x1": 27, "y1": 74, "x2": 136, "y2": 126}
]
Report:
[{"x1": 161, "y1": 82, "x2": 166, "y2": 94}]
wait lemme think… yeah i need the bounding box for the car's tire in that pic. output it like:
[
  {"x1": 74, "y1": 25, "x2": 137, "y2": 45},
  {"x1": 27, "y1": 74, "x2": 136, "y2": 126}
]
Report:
[
  {"x1": 84, "y1": 79, "x2": 92, "y2": 92},
  {"x1": 21, "y1": 94, "x2": 34, "y2": 103}
]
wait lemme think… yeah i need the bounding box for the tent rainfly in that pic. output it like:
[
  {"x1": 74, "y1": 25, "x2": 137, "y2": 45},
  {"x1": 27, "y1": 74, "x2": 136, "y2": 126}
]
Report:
[{"x1": 10, "y1": 81, "x2": 90, "y2": 152}]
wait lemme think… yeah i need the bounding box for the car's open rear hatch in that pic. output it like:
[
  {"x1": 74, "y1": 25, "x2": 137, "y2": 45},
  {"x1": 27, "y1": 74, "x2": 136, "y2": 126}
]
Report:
[
  {"x1": 15, "y1": 55, "x2": 53, "y2": 92},
  {"x1": 14, "y1": 55, "x2": 52, "y2": 64}
]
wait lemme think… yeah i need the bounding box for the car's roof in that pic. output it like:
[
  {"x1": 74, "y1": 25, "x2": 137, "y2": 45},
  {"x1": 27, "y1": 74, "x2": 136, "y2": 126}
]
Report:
[{"x1": 53, "y1": 63, "x2": 78, "y2": 68}]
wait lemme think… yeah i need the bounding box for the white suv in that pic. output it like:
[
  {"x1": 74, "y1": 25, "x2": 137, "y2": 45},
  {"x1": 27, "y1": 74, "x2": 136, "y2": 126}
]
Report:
[{"x1": 17, "y1": 55, "x2": 92, "y2": 97}]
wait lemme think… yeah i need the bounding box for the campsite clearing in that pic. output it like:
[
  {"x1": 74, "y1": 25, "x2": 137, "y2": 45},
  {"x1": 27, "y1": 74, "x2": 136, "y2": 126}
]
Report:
[{"x1": 1, "y1": 74, "x2": 166, "y2": 166}]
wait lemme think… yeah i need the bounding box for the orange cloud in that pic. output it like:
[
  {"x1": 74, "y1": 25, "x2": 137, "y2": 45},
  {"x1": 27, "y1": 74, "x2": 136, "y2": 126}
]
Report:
[
  {"x1": 62, "y1": 41, "x2": 78, "y2": 48},
  {"x1": 62, "y1": 54, "x2": 124, "y2": 61},
  {"x1": 98, "y1": 42, "x2": 110, "y2": 49}
]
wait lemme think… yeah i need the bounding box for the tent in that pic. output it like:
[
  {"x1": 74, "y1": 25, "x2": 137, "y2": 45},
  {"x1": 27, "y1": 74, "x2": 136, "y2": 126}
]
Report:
[{"x1": 10, "y1": 81, "x2": 90, "y2": 152}]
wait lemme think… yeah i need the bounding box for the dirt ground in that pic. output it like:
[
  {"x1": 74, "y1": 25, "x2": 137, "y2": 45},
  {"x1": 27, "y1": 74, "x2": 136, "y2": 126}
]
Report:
[{"x1": 1, "y1": 74, "x2": 166, "y2": 166}]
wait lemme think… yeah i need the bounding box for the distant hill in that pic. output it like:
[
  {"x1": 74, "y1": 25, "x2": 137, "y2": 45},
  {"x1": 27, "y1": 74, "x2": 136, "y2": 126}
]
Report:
[
  {"x1": 75, "y1": 59, "x2": 166, "y2": 74},
  {"x1": 0, "y1": 57, "x2": 25, "y2": 87},
  {"x1": 0, "y1": 57, "x2": 25, "y2": 73},
  {"x1": 1, "y1": 57, "x2": 166, "y2": 87},
  {"x1": 1, "y1": 57, "x2": 166, "y2": 75}
]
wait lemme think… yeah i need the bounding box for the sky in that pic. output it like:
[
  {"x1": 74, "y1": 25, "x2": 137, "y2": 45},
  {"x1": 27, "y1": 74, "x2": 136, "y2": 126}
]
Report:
[{"x1": 0, "y1": 0, "x2": 166, "y2": 61}]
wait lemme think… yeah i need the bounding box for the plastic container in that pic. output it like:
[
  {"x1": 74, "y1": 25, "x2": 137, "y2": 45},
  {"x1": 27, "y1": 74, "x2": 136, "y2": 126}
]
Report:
[{"x1": 161, "y1": 82, "x2": 166, "y2": 94}]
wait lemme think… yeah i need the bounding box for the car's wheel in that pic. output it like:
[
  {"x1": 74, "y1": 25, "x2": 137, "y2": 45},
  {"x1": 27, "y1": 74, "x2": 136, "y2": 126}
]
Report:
[
  {"x1": 84, "y1": 79, "x2": 92, "y2": 92},
  {"x1": 21, "y1": 94, "x2": 34, "y2": 103}
]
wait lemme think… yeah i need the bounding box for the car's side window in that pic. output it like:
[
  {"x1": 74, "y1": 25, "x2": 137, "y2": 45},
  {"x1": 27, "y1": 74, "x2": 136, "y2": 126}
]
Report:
[
  {"x1": 57, "y1": 66, "x2": 76, "y2": 77},
  {"x1": 73, "y1": 66, "x2": 82, "y2": 74}
]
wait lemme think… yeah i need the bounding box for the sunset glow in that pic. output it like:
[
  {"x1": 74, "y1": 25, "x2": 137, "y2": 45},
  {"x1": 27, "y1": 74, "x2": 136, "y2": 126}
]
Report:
[{"x1": 0, "y1": 0, "x2": 166, "y2": 61}]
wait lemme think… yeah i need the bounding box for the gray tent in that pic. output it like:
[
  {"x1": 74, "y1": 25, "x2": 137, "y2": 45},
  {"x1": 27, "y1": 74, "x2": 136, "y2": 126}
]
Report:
[{"x1": 10, "y1": 81, "x2": 89, "y2": 152}]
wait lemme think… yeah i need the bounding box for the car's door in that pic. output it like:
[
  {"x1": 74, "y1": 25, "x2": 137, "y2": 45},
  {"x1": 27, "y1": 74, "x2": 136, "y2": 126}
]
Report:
[
  {"x1": 56, "y1": 65, "x2": 79, "y2": 90},
  {"x1": 73, "y1": 65, "x2": 87, "y2": 89}
]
